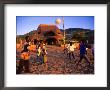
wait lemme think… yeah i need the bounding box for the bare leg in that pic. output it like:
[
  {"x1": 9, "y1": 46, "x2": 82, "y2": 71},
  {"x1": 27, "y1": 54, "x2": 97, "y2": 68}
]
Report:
[
  {"x1": 72, "y1": 52, "x2": 75, "y2": 59},
  {"x1": 44, "y1": 63, "x2": 48, "y2": 70},
  {"x1": 75, "y1": 54, "x2": 83, "y2": 66},
  {"x1": 24, "y1": 60, "x2": 30, "y2": 73},
  {"x1": 17, "y1": 59, "x2": 24, "y2": 74},
  {"x1": 69, "y1": 52, "x2": 71, "y2": 60},
  {"x1": 67, "y1": 52, "x2": 69, "y2": 58},
  {"x1": 84, "y1": 54, "x2": 90, "y2": 66}
]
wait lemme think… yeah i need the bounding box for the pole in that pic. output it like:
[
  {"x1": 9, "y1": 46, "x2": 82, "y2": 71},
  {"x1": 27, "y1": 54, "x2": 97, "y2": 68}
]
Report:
[{"x1": 62, "y1": 16, "x2": 65, "y2": 49}]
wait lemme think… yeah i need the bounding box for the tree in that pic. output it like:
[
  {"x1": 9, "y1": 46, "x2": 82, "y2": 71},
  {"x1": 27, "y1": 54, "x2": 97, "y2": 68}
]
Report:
[{"x1": 72, "y1": 31, "x2": 86, "y2": 41}]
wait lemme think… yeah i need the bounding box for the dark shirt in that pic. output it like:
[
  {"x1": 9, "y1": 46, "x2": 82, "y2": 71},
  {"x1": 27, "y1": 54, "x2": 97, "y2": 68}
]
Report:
[
  {"x1": 80, "y1": 43, "x2": 86, "y2": 55},
  {"x1": 21, "y1": 43, "x2": 30, "y2": 53}
]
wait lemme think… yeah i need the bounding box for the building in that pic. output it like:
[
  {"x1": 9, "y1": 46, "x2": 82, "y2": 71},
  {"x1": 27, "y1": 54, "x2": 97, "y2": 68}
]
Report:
[{"x1": 31, "y1": 24, "x2": 64, "y2": 45}]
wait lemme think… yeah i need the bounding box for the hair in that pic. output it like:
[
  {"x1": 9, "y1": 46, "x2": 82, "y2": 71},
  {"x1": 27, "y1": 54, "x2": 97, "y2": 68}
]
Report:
[
  {"x1": 34, "y1": 39, "x2": 37, "y2": 45},
  {"x1": 80, "y1": 40, "x2": 85, "y2": 44},
  {"x1": 25, "y1": 36, "x2": 30, "y2": 42},
  {"x1": 70, "y1": 42, "x2": 72, "y2": 46},
  {"x1": 88, "y1": 44, "x2": 91, "y2": 49}
]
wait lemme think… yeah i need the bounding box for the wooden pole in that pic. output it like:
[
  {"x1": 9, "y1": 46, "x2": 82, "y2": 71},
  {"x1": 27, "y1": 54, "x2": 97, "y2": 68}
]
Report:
[{"x1": 62, "y1": 16, "x2": 65, "y2": 49}]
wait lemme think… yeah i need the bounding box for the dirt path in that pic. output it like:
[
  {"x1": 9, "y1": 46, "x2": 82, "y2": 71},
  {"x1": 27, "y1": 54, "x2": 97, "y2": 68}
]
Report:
[{"x1": 16, "y1": 45, "x2": 94, "y2": 74}]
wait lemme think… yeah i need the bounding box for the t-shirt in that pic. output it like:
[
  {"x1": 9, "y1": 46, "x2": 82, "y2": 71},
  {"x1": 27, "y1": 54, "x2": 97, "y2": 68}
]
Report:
[
  {"x1": 37, "y1": 47, "x2": 41, "y2": 56},
  {"x1": 21, "y1": 43, "x2": 30, "y2": 53},
  {"x1": 68, "y1": 45, "x2": 76, "y2": 52},
  {"x1": 80, "y1": 44, "x2": 86, "y2": 55}
]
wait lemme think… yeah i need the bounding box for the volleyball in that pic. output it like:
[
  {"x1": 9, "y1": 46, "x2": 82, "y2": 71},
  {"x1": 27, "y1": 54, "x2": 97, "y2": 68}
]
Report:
[{"x1": 55, "y1": 18, "x2": 61, "y2": 24}]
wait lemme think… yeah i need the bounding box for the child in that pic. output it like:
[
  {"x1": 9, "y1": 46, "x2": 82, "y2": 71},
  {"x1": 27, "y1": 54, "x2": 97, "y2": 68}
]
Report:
[
  {"x1": 68, "y1": 42, "x2": 76, "y2": 60},
  {"x1": 42, "y1": 48, "x2": 48, "y2": 70},
  {"x1": 64, "y1": 43, "x2": 70, "y2": 58},
  {"x1": 86, "y1": 45, "x2": 94, "y2": 63},
  {"x1": 36, "y1": 45, "x2": 43, "y2": 64},
  {"x1": 17, "y1": 36, "x2": 30, "y2": 74},
  {"x1": 42, "y1": 48, "x2": 48, "y2": 63}
]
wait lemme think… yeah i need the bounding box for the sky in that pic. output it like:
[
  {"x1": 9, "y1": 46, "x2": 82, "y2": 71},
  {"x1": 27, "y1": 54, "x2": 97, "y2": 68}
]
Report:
[{"x1": 16, "y1": 16, "x2": 94, "y2": 35}]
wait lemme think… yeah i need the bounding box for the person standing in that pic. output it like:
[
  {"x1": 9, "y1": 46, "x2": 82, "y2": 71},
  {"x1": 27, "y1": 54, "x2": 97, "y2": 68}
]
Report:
[
  {"x1": 40, "y1": 42, "x2": 48, "y2": 70},
  {"x1": 65, "y1": 43, "x2": 70, "y2": 58},
  {"x1": 92, "y1": 44, "x2": 94, "y2": 57},
  {"x1": 75, "y1": 40, "x2": 90, "y2": 66},
  {"x1": 17, "y1": 36, "x2": 30, "y2": 74},
  {"x1": 68, "y1": 42, "x2": 75, "y2": 60},
  {"x1": 86, "y1": 45, "x2": 93, "y2": 60}
]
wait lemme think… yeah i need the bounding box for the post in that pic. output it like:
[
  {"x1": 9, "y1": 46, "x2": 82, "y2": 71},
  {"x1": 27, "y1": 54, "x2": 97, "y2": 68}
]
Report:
[{"x1": 62, "y1": 16, "x2": 65, "y2": 49}]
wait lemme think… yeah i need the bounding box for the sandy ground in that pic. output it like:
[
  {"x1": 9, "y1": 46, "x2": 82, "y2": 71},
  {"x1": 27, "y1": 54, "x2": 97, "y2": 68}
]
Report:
[{"x1": 16, "y1": 45, "x2": 94, "y2": 74}]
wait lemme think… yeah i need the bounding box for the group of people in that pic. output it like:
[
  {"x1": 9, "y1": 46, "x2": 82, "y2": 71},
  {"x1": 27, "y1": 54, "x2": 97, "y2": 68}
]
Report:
[
  {"x1": 16, "y1": 36, "x2": 48, "y2": 74},
  {"x1": 16, "y1": 36, "x2": 94, "y2": 74},
  {"x1": 64, "y1": 40, "x2": 94, "y2": 66}
]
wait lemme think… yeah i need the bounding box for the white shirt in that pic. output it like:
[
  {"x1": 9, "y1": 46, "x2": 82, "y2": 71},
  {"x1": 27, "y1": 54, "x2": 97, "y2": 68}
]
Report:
[{"x1": 68, "y1": 45, "x2": 76, "y2": 51}]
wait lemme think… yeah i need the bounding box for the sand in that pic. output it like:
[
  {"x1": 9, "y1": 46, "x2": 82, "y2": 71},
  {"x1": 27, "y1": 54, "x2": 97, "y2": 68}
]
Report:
[{"x1": 16, "y1": 45, "x2": 94, "y2": 74}]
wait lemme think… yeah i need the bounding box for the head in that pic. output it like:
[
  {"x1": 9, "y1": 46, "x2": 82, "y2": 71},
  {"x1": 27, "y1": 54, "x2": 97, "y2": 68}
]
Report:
[
  {"x1": 88, "y1": 44, "x2": 91, "y2": 49},
  {"x1": 80, "y1": 40, "x2": 85, "y2": 44},
  {"x1": 37, "y1": 45, "x2": 41, "y2": 49},
  {"x1": 34, "y1": 39, "x2": 37, "y2": 45},
  {"x1": 25, "y1": 36, "x2": 30, "y2": 43},
  {"x1": 70, "y1": 42, "x2": 72, "y2": 46}
]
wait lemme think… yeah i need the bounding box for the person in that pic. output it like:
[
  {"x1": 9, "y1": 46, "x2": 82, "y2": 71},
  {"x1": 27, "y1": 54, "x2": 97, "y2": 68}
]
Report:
[
  {"x1": 42, "y1": 47, "x2": 48, "y2": 63},
  {"x1": 92, "y1": 44, "x2": 94, "y2": 56},
  {"x1": 68, "y1": 42, "x2": 76, "y2": 60},
  {"x1": 17, "y1": 36, "x2": 30, "y2": 74},
  {"x1": 30, "y1": 39, "x2": 37, "y2": 51},
  {"x1": 63, "y1": 41, "x2": 69, "y2": 54},
  {"x1": 36, "y1": 40, "x2": 40, "y2": 49},
  {"x1": 86, "y1": 45, "x2": 94, "y2": 62},
  {"x1": 63, "y1": 47, "x2": 67, "y2": 54},
  {"x1": 41, "y1": 41, "x2": 47, "y2": 62},
  {"x1": 42, "y1": 42, "x2": 46, "y2": 50},
  {"x1": 40, "y1": 42, "x2": 48, "y2": 70},
  {"x1": 75, "y1": 40, "x2": 90, "y2": 66},
  {"x1": 65, "y1": 43, "x2": 70, "y2": 58},
  {"x1": 36, "y1": 45, "x2": 43, "y2": 64}
]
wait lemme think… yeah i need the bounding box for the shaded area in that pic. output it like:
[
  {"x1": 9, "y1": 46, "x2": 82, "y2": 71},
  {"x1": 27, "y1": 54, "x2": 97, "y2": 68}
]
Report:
[{"x1": 46, "y1": 38, "x2": 57, "y2": 45}]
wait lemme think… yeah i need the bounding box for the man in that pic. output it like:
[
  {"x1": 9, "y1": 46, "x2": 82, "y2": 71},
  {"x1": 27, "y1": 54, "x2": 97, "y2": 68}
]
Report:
[{"x1": 76, "y1": 40, "x2": 90, "y2": 66}]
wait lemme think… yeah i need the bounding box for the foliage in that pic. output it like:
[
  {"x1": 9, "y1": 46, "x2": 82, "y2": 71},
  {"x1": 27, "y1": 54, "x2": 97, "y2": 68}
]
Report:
[{"x1": 71, "y1": 30, "x2": 94, "y2": 44}]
